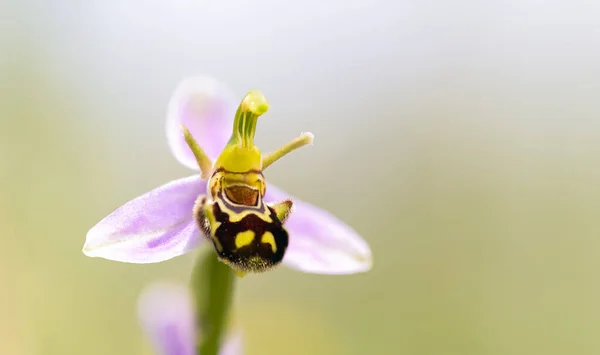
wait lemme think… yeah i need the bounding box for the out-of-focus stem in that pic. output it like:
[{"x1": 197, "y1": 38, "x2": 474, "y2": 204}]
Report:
[{"x1": 190, "y1": 249, "x2": 236, "y2": 355}]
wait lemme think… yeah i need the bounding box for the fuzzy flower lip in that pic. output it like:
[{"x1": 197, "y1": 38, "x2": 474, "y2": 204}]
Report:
[
  {"x1": 137, "y1": 282, "x2": 242, "y2": 355},
  {"x1": 83, "y1": 76, "x2": 372, "y2": 275}
]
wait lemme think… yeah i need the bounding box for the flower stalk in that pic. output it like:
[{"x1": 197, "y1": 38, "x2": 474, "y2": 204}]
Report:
[{"x1": 191, "y1": 249, "x2": 236, "y2": 355}]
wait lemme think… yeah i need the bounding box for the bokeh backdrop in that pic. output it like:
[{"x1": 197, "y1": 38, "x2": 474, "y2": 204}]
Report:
[{"x1": 2, "y1": 1, "x2": 600, "y2": 354}]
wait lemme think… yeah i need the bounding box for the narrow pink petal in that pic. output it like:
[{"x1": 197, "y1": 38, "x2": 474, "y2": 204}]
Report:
[
  {"x1": 166, "y1": 76, "x2": 238, "y2": 169},
  {"x1": 265, "y1": 184, "x2": 372, "y2": 275},
  {"x1": 137, "y1": 282, "x2": 244, "y2": 355},
  {"x1": 83, "y1": 175, "x2": 206, "y2": 263},
  {"x1": 137, "y1": 282, "x2": 195, "y2": 355}
]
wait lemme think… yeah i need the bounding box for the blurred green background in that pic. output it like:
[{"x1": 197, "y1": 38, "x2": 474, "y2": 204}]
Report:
[{"x1": 2, "y1": 1, "x2": 600, "y2": 354}]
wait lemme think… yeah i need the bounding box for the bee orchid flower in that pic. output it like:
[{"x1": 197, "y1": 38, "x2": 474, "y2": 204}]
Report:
[
  {"x1": 83, "y1": 76, "x2": 372, "y2": 275},
  {"x1": 137, "y1": 282, "x2": 242, "y2": 355}
]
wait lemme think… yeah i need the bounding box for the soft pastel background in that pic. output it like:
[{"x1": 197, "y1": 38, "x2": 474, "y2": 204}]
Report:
[{"x1": 2, "y1": 1, "x2": 600, "y2": 354}]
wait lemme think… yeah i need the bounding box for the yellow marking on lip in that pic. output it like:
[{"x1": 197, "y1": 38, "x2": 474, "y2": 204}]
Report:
[
  {"x1": 211, "y1": 231, "x2": 223, "y2": 252},
  {"x1": 235, "y1": 230, "x2": 255, "y2": 249},
  {"x1": 261, "y1": 232, "x2": 277, "y2": 253},
  {"x1": 217, "y1": 200, "x2": 272, "y2": 223}
]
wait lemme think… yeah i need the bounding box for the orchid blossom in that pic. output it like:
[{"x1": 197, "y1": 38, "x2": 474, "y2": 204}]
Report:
[{"x1": 83, "y1": 76, "x2": 371, "y2": 275}]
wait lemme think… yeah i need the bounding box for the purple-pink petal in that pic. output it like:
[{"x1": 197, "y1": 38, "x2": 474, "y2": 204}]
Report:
[
  {"x1": 83, "y1": 175, "x2": 206, "y2": 263},
  {"x1": 265, "y1": 184, "x2": 372, "y2": 275},
  {"x1": 137, "y1": 282, "x2": 243, "y2": 355},
  {"x1": 166, "y1": 76, "x2": 238, "y2": 169},
  {"x1": 137, "y1": 282, "x2": 195, "y2": 355}
]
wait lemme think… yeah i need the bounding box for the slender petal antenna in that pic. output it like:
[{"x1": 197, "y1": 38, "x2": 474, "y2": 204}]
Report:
[
  {"x1": 262, "y1": 132, "x2": 314, "y2": 170},
  {"x1": 182, "y1": 124, "x2": 214, "y2": 179}
]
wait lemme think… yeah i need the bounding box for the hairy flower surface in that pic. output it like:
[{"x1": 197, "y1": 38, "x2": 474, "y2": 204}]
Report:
[
  {"x1": 137, "y1": 282, "x2": 242, "y2": 355},
  {"x1": 83, "y1": 76, "x2": 371, "y2": 274}
]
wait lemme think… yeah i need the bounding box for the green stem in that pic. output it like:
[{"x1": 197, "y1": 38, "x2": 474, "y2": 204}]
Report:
[{"x1": 190, "y1": 249, "x2": 236, "y2": 355}]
